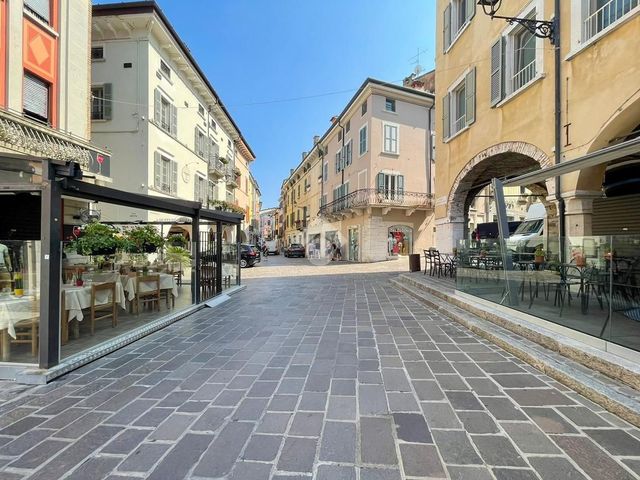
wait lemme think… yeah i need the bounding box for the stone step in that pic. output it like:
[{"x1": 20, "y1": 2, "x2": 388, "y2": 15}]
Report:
[{"x1": 391, "y1": 273, "x2": 640, "y2": 427}]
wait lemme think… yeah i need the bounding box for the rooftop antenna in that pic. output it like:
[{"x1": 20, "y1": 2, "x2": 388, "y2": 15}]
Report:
[{"x1": 409, "y1": 47, "x2": 429, "y2": 76}]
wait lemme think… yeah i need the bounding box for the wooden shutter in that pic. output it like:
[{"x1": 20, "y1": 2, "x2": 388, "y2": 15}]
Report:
[
  {"x1": 465, "y1": 67, "x2": 476, "y2": 126},
  {"x1": 170, "y1": 104, "x2": 177, "y2": 137},
  {"x1": 397, "y1": 175, "x2": 405, "y2": 194},
  {"x1": 490, "y1": 38, "x2": 504, "y2": 106},
  {"x1": 103, "y1": 83, "x2": 112, "y2": 120},
  {"x1": 442, "y1": 93, "x2": 450, "y2": 139},
  {"x1": 466, "y1": 0, "x2": 475, "y2": 22},
  {"x1": 154, "y1": 152, "x2": 161, "y2": 188},
  {"x1": 376, "y1": 173, "x2": 385, "y2": 193},
  {"x1": 154, "y1": 89, "x2": 161, "y2": 122},
  {"x1": 23, "y1": 74, "x2": 49, "y2": 120},
  {"x1": 171, "y1": 160, "x2": 177, "y2": 195},
  {"x1": 443, "y1": 4, "x2": 451, "y2": 51}
]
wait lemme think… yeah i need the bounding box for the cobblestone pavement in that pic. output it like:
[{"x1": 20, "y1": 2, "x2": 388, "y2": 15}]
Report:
[{"x1": 1, "y1": 263, "x2": 640, "y2": 479}]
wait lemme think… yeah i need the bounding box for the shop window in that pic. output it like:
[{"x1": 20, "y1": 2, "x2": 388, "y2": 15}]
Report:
[
  {"x1": 23, "y1": 73, "x2": 50, "y2": 124},
  {"x1": 388, "y1": 225, "x2": 413, "y2": 256}
]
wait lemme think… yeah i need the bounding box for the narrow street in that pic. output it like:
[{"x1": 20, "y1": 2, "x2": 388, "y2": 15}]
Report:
[{"x1": 1, "y1": 260, "x2": 640, "y2": 479}]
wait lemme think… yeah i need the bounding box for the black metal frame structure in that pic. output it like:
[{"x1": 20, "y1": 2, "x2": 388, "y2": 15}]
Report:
[
  {"x1": 3, "y1": 159, "x2": 243, "y2": 369},
  {"x1": 477, "y1": 0, "x2": 557, "y2": 45}
]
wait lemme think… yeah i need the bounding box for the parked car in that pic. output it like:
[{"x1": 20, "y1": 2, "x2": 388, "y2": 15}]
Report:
[
  {"x1": 240, "y1": 244, "x2": 258, "y2": 268},
  {"x1": 247, "y1": 244, "x2": 261, "y2": 263},
  {"x1": 284, "y1": 243, "x2": 305, "y2": 258}
]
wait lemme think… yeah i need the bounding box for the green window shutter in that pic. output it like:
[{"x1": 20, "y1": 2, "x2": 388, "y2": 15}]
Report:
[
  {"x1": 103, "y1": 83, "x2": 112, "y2": 120},
  {"x1": 194, "y1": 128, "x2": 200, "y2": 156},
  {"x1": 443, "y1": 4, "x2": 452, "y2": 52},
  {"x1": 465, "y1": 67, "x2": 476, "y2": 126},
  {"x1": 490, "y1": 38, "x2": 504, "y2": 106},
  {"x1": 154, "y1": 152, "x2": 161, "y2": 189},
  {"x1": 170, "y1": 104, "x2": 178, "y2": 137},
  {"x1": 443, "y1": 93, "x2": 450, "y2": 139},
  {"x1": 154, "y1": 88, "x2": 161, "y2": 123},
  {"x1": 359, "y1": 126, "x2": 367, "y2": 155},
  {"x1": 171, "y1": 160, "x2": 177, "y2": 195},
  {"x1": 376, "y1": 172, "x2": 385, "y2": 193},
  {"x1": 397, "y1": 175, "x2": 405, "y2": 194},
  {"x1": 466, "y1": 0, "x2": 475, "y2": 21}
]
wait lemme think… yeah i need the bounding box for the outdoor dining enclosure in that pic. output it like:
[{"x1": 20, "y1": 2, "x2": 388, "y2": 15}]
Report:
[{"x1": 0, "y1": 158, "x2": 242, "y2": 375}]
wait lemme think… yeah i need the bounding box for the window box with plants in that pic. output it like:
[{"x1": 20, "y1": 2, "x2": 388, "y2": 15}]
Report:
[
  {"x1": 210, "y1": 200, "x2": 244, "y2": 215},
  {"x1": 125, "y1": 225, "x2": 165, "y2": 253}
]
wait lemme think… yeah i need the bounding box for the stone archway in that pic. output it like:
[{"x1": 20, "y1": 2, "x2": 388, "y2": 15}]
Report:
[{"x1": 437, "y1": 141, "x2": 552, "y2": 252}]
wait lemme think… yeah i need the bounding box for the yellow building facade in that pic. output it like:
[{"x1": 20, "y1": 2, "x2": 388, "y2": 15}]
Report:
[{"x1": 435, "y1": 0, "x2": 640, "y2": 252}]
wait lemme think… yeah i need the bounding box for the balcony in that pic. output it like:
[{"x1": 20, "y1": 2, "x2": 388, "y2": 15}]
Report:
[
  {"x1": 208, "y1": 156, "x2": 225, "y2": 178},
  {"x1": 295, "y1": 219, "x2": 307, "y2": 231},
  {"x1": 319, "y1": 188, "x2": 434, "y2": 218},
  {"x1": 226, "y1": 169, "x2": 239, "y2": 188}
]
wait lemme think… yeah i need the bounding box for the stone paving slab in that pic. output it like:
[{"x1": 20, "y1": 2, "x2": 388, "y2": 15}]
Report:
[{"x1": 0, "y1": 267, "x2": 640, "y2": 479}]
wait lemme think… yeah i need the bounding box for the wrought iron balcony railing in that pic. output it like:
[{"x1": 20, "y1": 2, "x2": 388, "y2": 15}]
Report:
[{"x1": 319, "y1": 188, "x2": 434, "y2": 216}]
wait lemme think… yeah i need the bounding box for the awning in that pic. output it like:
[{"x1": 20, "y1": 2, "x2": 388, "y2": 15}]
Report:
[{"x1": 503, "y1": 136, "x2": 640, "y2": 187}]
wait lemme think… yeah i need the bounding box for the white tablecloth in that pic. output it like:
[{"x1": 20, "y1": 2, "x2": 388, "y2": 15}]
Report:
[
  {"x1": 121, "y1": 273, "x2": 178, "y2": 301},
  {"x1": 62, "y1": 282, "x2": 126, "y2": 322},
  {"x1": 0, "y1": 295, "x2": 37, "y2": 339}
]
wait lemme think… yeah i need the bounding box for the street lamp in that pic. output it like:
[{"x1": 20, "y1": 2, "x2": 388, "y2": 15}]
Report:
[{"x1": 477, "y1": 0, "x2": 556, "y2": 44}]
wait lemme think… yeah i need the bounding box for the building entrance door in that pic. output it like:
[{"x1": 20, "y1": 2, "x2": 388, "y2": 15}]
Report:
[{"x1": 348, "y1": 226, "x2": 359, "y2": 262}]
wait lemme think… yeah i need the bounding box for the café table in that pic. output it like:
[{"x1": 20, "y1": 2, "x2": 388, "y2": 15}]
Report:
[
  {"x1": 0, "y1": 294, "x2": 38, "y2": 361},
  {"x1": 121, "y1": 273, "x2": 178, "y2": 305},
  {"x1": 61, "y1": 282, "x2": 126, "y2": 342}
]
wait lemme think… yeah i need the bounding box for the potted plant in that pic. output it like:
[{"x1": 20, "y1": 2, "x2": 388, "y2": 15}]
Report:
[
  {"x1": 534, "y1": 245, "x2": 546, "y2": 265},
  {"x1": 13, "y1": 272, "x2": 23, "y2": 296},
  {"x1": 74, "y1": 269, "x2": 83, "y2": 287},
  {"x1": 71, "y1": 222, "x2": 123, "y2": 256},
  {"x1": 167, "y1": 234, "x2": 188, "y2": 248},
  {"x1": 126, "y1": 225, "x2": 165, "y2": 253},
  {"x1": 571, "y1": 247, "x2": 586, "y2": 267}
]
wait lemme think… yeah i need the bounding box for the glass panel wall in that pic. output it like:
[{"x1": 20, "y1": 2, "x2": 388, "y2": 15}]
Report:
[
  {"x1": 455, "y1": 235, "x2": 640, "y2": 352},
  {"x1": 222, "y1": 223, "x2": 239, "y2": 290},
  {"x1": 59, "y1": 197, "x2": 194, "y2": 360}
]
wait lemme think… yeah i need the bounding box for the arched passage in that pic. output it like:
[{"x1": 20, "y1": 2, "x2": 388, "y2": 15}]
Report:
[{"x1": 440, "y1": 142, "x2": 554, "y2": 251}]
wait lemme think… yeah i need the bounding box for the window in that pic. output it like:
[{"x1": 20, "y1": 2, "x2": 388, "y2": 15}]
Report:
[
  {"x1": 91, "y1": 46, "x2": 104, "y2": 61},
  {"x1": 359, "y1": 125, "x2": 368, "y2": 156},
  {"x1": 194, "y1": 174, "x2": 207, "y2": 204},
  {"x1": 323, "y1": 162, "x2": 328, "y2": 182},
  {"x1": 361, "y1": 101, "x2": 367, "y2": 116},
  {"x1": 490, "y1": 9, "x2": 540, "y2": 105},
  {"x1": 385, "y1": 98, "x2": 396, "y2": 112},
  {"x1": 583, "y1": 0, "x2": 639, "y2": 41},
  {"x1": 154, "y1": 152, "x2": 177, "y2": 195},
  {"x1": 297, "y1": 184, "x2": 300, "y2": 198},
  {"x1": 194, "y1": 128, "x2": 207, "y2": 158},
  {"x1": 154, "y1": 89, "x2": 177, "y2": 136},
  {"x1": 160, "y1": 59, "x2": 171, "y2": 79},
  {"x1": 443, "y1": 0, "x2": 475, "y2": 51},
  {"x1": 91, "y1": 84, "x2": 112, "y2": 120},
  {"x1": 23, "y1": 73, "x2": 49, "y2": 123},
  {"x1": 443, "y1": 68, "x2": 475, "y2": 139},
  {"x1": 335, "y1": 141, "x2": 352, "y2": 172},
  {"x1": 338, "y1": 130, "x2": 342, "y2": 142},
  {"x1": 208, "y1": 180, "x2": 217, "y2": 205},
  {"x1": 198, "y1": 104, "x2": 205, "y2": 116},
  {"x1": 210, "y1": 119, "x2": 217, "y2": 131},
  {"x1": 376, "y1": 172, "x2": 405, "y2": 200},
  {"x1": 335, "y1": 150, "x2": 343, "y2": 174},
  {"x1": 346, "y1": 119, "x2": 350, "y2": 133},
  {"x1": 383, "y1": 123, "x2": 399, "y2": 154},
  {"x1": 24, "y1": 0, "x2": 50, "y2": 24}
]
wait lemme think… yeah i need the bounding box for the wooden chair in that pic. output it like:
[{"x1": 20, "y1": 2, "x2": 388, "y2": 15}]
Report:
[
  {"x1": 89, "y1": 282, "x2": 118, "y2": 335},
  {"x1": 11, "y1": 318, "x2": 39, "y2": 357},
  {"x1": 134, "y1": 275, "x2": 160, "y2": 315}
]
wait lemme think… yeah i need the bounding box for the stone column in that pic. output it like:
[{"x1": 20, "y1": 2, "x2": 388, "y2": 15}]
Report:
[
  {"x1": 435, "y1": 217, "x2": 465, "y2": 253},
  {"x1": 563, "y1": 191, "x2": 602, "y2": 237}
]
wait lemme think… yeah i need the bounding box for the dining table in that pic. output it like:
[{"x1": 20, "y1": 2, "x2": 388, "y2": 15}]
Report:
[
  {"x1": 0, "y1": 294, "x2": 38, "y2": 361},
  {"x1": 61, "y1": 281, "x2": 126, "y2": 323},
  {"x1": 121, "y1": 273, "x2": 178, "y2": 302}
]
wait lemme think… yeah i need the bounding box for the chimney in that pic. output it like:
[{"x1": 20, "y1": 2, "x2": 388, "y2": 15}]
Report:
[
  {"x1": 313, "y1": 135, "x2": 320, "y2": 145},
  {"x1": 330, "y1": 116, "x2": 338, "y2": 124},
  {"x1": 290, "y1": 169, "x2": 294, "y2": 175},
  {"x1": 302, "y1": 151, "x2": 308, "y2": 161}
]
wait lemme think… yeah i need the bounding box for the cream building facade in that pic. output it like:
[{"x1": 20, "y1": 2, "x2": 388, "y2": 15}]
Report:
[
  {"x1": 282, "y1": 79, "x2": 435, "y2": 262},
  {"x1": 90, "y1": 1, "x2": 256, "y2": 228},
  {"x1": 435, "y1": 0, "x2": 640, "y2": 253}
]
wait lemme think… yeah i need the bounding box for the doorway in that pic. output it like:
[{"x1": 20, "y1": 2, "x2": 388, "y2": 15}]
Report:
[{"x1": 348, "y1": 226, "x2": 359, "y2": 262}]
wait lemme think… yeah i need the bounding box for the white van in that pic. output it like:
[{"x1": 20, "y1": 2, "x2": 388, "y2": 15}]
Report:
[
  {"x1": 265, "y1": 239, "x2": 279, "y2": 255},
  {"x1": 506, "y1": 203, "x2": 545, "y2": 257}
]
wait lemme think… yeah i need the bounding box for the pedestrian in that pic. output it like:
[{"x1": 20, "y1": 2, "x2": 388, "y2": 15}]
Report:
[
  {"x1": 331, "y1": 242, "x2": 337, "y2": 261},
  {"x1": 335, "y1": 241, "x2": 342, "y2": 261}
]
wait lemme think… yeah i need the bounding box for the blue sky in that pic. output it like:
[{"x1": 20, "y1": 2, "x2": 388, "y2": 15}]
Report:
[{"x1": 95, "y1": 0, "x2": 436, "y2": 207}]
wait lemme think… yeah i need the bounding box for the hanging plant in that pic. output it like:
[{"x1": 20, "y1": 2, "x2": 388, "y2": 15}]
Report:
[
  {"x1": 125, "y1": 225, "x2": 165, "y2": 253},
  {"x1": 69, "y1": 222, "x2": 123, "y2": 256},
  {"x1": 167, "y1": 234, "x2": 188, "y2": 248}
]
